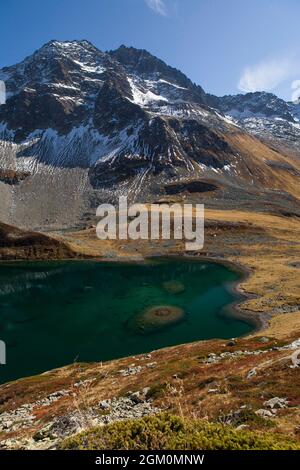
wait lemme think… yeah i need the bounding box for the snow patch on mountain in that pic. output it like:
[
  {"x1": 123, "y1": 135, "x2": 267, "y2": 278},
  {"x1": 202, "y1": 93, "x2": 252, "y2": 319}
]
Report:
[
  {"x1": 15, "y1": 121, "x2": 149, "y2": 168},
  {"x1": 128, "y1": 77, "x2": 168, "y2": 107},
  {"x1": 158, "y1": 79, "x2": 187, "y2": 90},
  {"x1": 73, "y1": 60, "x2": 106, "y2": 75}
]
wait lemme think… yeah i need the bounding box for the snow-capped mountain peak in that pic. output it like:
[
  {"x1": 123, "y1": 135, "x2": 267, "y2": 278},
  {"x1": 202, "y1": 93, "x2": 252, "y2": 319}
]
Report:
[
  {"x1": 208, "y1": 91, "x2": 300, "y2": 154},
  {"x1": 0, "y1": 40, "x2": 299, "y2": 230},
  {"x1": 209, "y1": 91, "x2": 296, "y2": 122}
]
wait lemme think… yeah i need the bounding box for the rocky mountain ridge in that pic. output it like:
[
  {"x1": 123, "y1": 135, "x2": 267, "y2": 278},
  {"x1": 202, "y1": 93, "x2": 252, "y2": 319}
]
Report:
[
  {"x1": 208, "y1": 91, "x2": 300, "y2": 155},
  {"x1": 0, "y1": 40, "x2": 299, "y2": 229}
]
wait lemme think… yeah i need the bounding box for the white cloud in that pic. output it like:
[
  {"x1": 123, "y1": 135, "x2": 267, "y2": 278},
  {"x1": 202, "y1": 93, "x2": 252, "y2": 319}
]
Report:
[
  {"x1": 145, "y1": 0, "x2": 167, "y2": 16},
  {"x1": 238, "y1": 57, "x2": 298, "y2": 93},
  {"x1": 291, "y1": 80, "x2": 300, "y2": 102}
]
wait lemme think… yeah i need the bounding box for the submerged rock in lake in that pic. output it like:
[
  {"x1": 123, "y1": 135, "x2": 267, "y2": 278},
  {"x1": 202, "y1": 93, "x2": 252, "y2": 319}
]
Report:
[
  {"x1": 162, "y1": 280, "x2": 186, "y2": 295},
  {"x1": 0, "y1": 259, "x2": 251, "y2": 384},
  {"x1": 127, "y1": 305, "x2": 185, "y2": 335}
]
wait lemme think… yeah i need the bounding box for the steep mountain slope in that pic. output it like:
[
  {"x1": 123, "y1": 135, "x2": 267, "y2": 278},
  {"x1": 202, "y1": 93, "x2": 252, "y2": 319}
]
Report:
[{"x1": 0, "y1": 40, "x2": 299, "y2": 230}]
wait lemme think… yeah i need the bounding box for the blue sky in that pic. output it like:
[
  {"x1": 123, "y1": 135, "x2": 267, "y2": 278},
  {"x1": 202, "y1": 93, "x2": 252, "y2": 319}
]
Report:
[{"x1": 1, "y1": 0, "x2": 300, "y2": 100}]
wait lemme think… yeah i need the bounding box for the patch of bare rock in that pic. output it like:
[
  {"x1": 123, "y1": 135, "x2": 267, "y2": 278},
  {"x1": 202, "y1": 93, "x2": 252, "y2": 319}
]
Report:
[
  {"x1": 0, "y1": 388, "x2": 160, "y2": 450},
  {"x1": 200, "y1": 338, "x2": 300, "y2": 365}
]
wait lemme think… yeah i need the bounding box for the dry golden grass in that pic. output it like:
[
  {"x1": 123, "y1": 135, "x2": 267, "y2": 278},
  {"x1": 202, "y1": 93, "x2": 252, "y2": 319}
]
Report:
[{"x1": 226, "y1": 131, "x2": 300, "y2": 198}]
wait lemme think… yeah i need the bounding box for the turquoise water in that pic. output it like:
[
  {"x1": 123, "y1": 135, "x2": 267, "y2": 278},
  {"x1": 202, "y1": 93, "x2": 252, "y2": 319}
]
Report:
[{"x1": 0, "y1": 260, "x2": 252, "y2": 384}]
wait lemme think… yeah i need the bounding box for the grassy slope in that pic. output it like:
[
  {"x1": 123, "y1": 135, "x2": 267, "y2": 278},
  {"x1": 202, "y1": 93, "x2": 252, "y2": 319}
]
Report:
[{"x1": 1, "y1": 332, "x2": 299, "y2": 448}]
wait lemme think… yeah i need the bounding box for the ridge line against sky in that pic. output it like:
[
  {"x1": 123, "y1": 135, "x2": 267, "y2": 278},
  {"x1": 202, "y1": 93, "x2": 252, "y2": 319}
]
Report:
[
  {"x1": 1, "y1": 0, "x2": 300, "y2": 101},
  {"x1": 143, "y1": 0, "x2": 300, "y2": 101}
]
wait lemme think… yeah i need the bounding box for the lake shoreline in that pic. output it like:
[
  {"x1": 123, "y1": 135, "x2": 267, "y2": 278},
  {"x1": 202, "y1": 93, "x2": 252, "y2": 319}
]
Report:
[
  {"x1": 0, "y1": 254, "x2": 264, "y2": 336},
  {"x1": 0, "y1": 258, "x2": 251, "y2": 384},
  {"x1": 1, "y1": 208, "x2": 299, "y2": 343}
]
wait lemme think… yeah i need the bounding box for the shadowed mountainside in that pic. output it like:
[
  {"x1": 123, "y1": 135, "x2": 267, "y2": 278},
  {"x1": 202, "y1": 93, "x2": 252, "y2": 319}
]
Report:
[{"x1": 0, "y1": 222, "x2": 77, "y2": 260}]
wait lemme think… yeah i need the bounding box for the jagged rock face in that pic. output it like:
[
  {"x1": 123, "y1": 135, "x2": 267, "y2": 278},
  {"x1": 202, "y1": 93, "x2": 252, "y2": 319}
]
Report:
[
  {"x1": 208, "y1": 92, "x2": 296, "y2": 122},
  {"x1": 208, "y1": 92, "x2": 300, "y2": 155},
  {"x1": 0, "y1": 41, "x2": 112, "y2": 138},
  {"x1": 0, "y1": 40, "x2": 220, "y2": 168},
  {"x1": 0, "y1": 40, "x2": 299, "y2": 229},
  {"x1": 109, "y1": 45, "x2": 207, "y2": 106},
  {"x1": 93, "y1": 82, "x2": 145, "y2": 134},
  {"x1": 90, "y1": 115, "x2": 234, "y2": 189},
  {"x1": 0, "y1": 40, "x2": 206, "y2": 139}
]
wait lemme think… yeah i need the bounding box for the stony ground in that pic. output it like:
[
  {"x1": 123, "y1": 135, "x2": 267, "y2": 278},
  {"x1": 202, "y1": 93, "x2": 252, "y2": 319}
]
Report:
[{"x1": 0, "y1": 333, "x2": 299, "y2": 449}]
